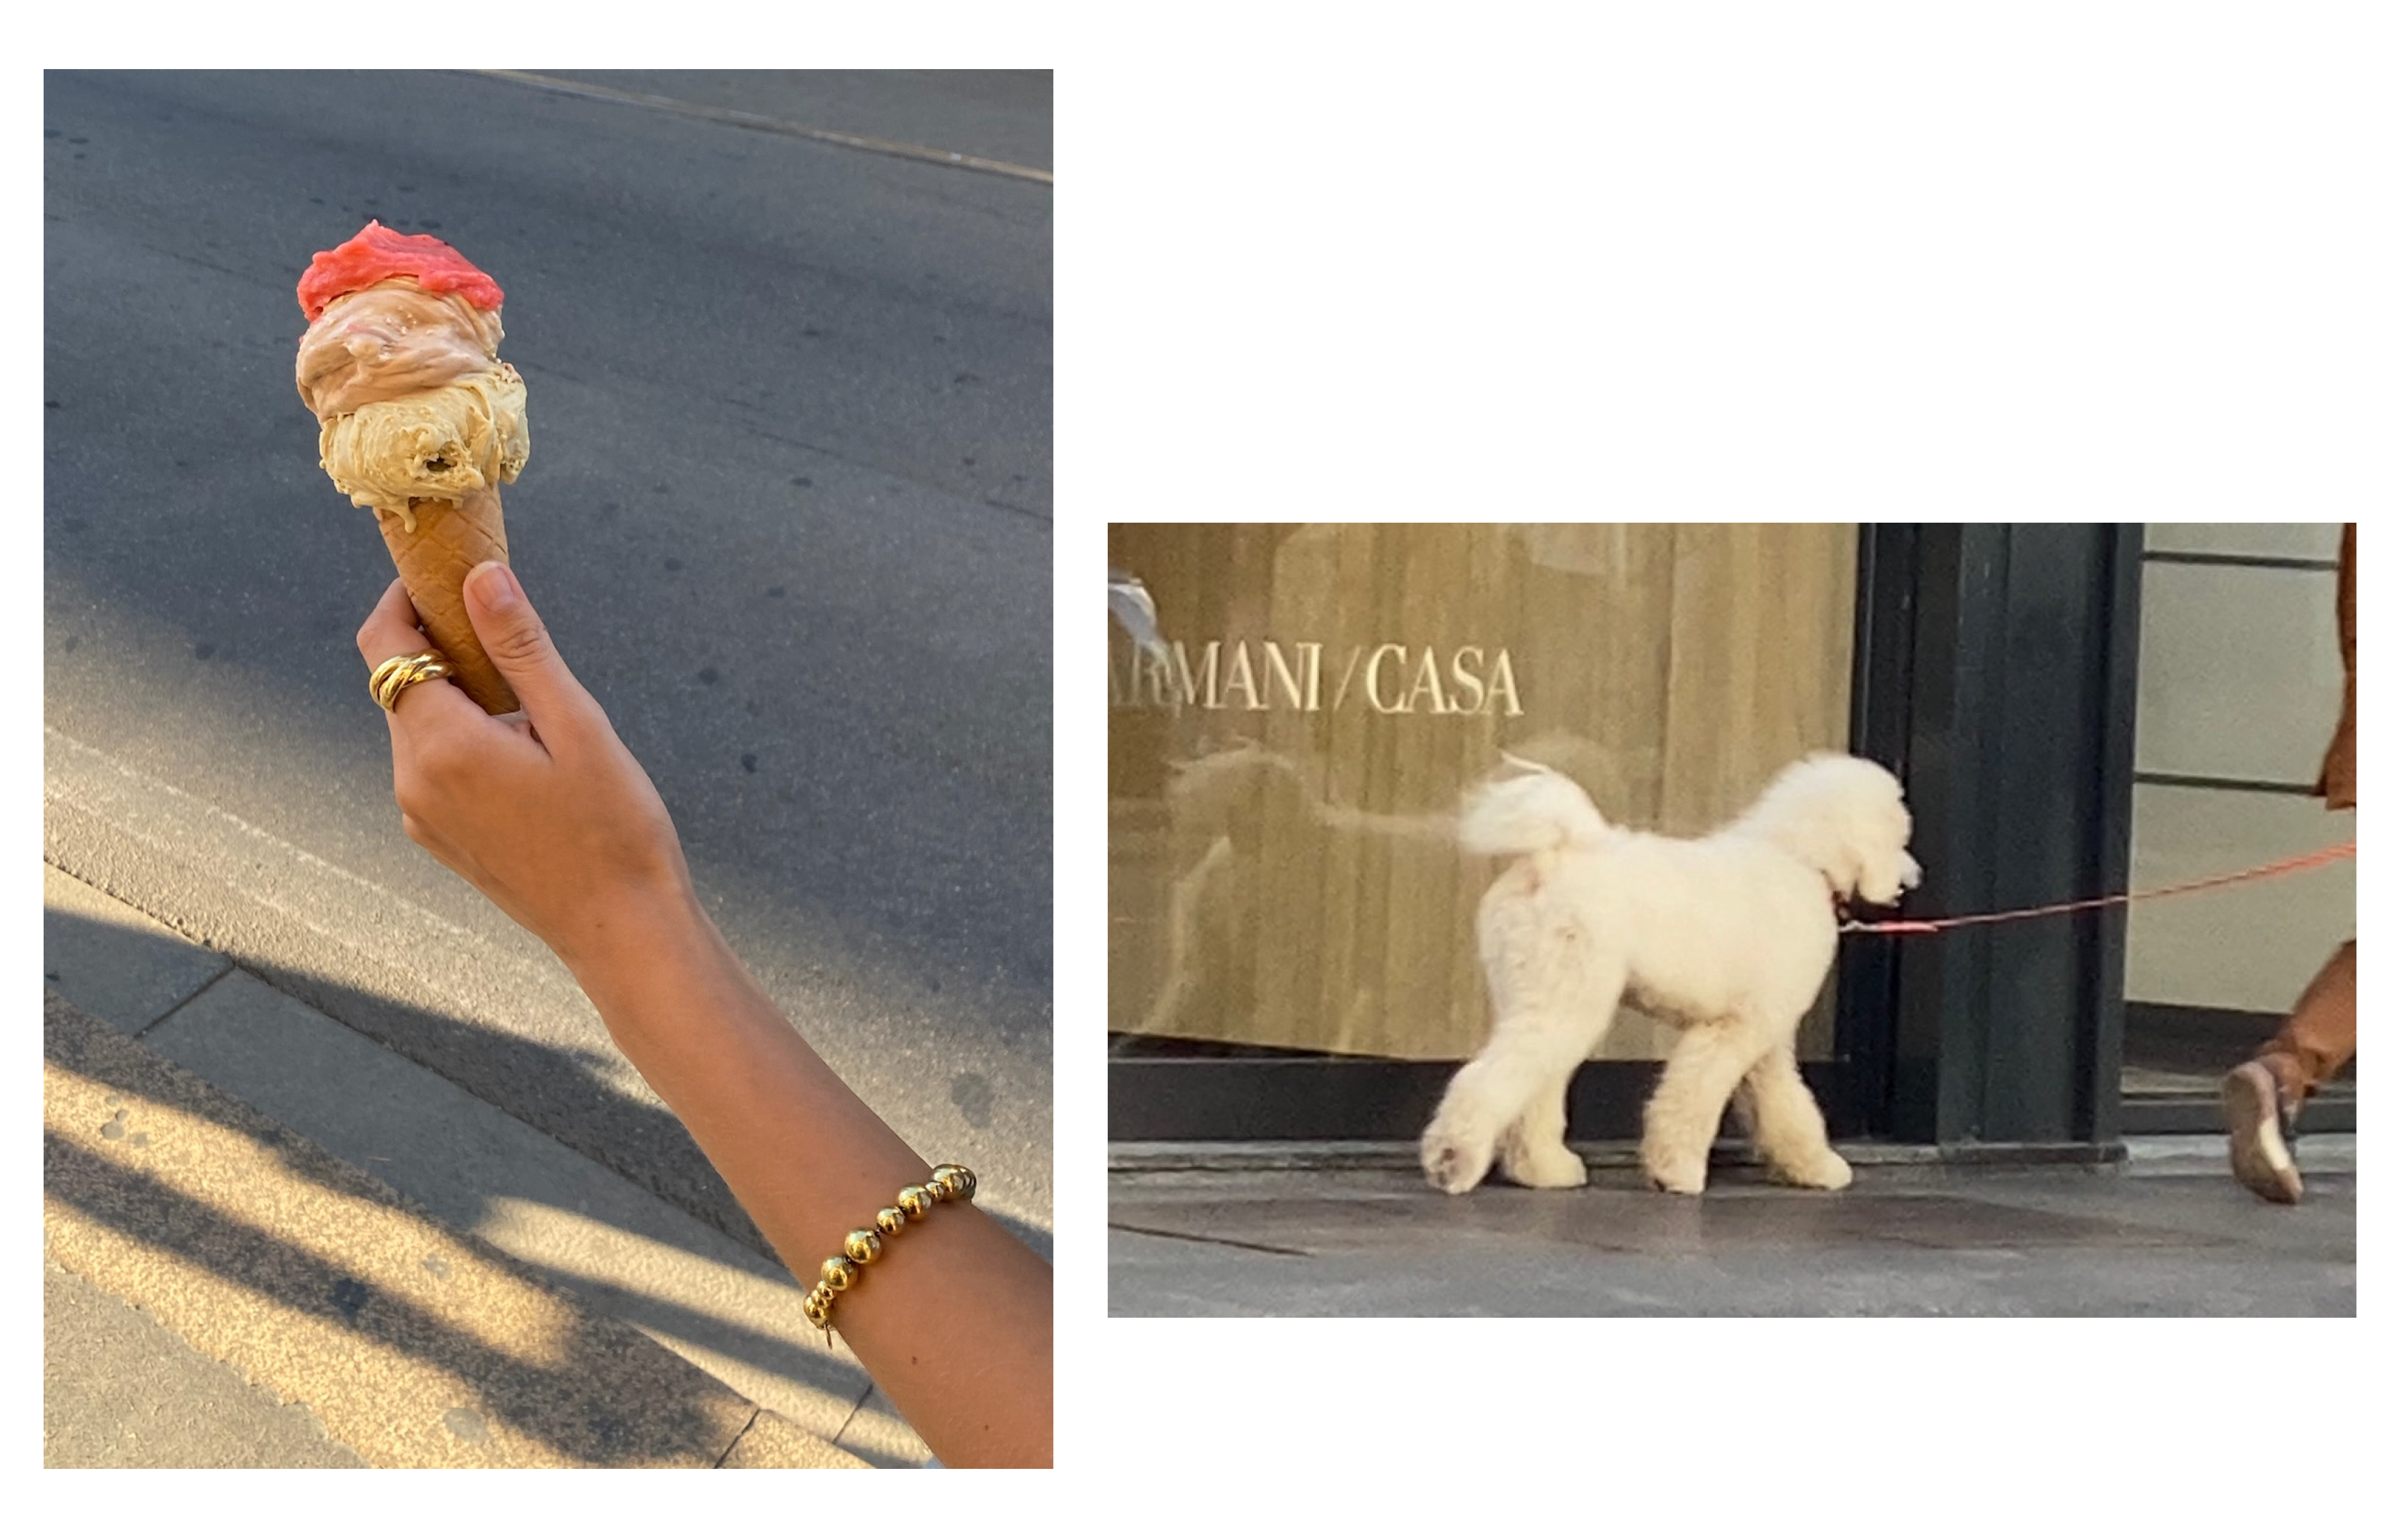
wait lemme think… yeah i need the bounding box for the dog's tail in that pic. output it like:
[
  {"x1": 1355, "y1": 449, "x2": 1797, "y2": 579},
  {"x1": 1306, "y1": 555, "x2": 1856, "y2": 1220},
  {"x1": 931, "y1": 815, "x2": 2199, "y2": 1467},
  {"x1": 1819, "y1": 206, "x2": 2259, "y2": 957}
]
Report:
[{"x1": 1460, "y1": 761, "x2": 1611, "y2": 856}]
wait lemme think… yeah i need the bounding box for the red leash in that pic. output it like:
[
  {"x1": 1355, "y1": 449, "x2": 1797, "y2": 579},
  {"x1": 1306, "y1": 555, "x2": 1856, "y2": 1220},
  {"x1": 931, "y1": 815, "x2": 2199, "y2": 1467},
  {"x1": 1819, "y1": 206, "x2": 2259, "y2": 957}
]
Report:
[{"x1": 1841, "y1": 841, "x2": 2357, "y2": 937}]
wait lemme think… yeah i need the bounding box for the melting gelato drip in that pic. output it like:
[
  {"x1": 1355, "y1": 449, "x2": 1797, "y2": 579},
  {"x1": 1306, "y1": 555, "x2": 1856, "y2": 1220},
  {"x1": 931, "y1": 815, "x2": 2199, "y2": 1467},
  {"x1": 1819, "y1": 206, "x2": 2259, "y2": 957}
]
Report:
[{"x1": 294, "y1": 224, "x2": 528, "y2": 531}]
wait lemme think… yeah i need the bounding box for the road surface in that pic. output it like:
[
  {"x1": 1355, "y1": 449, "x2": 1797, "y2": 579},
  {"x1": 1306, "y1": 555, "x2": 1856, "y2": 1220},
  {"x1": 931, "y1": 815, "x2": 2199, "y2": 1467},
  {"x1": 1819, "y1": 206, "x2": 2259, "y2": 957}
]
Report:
[{"x1": 44, "y1": 69, "x2": 1053, "y2": 1246}]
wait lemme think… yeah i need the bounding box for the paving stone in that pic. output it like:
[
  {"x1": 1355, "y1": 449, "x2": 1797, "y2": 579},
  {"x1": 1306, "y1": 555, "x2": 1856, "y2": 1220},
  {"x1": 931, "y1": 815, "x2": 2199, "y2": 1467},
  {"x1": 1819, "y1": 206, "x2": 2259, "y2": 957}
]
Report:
[
  {"x1": 44, "y1": 1254, "x2": 368, "y2": 1468},
  {"x1": 140, "y1": 968, "x2": 928, "y2": 1466},
  {"x1": 720, "y1": 1408, "x2": 879, "y2": 1470},
  {"x1": 42, "y1": 862, "x2": 230, "y2": 1033},
  {"x1": 44, "y1": 989, "x2": 801, "y2": 1467}
]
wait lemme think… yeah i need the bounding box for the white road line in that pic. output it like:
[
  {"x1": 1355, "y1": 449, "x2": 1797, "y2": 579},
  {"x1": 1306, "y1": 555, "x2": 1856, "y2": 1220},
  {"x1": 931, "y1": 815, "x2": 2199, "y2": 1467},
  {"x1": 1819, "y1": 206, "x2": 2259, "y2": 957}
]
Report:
[
  {"x1": 41, "y1": 724, "x2": 561, "y2": 999},
  {"x1": 469, "y1": 71, "x2": 1053, "y2": 186}
]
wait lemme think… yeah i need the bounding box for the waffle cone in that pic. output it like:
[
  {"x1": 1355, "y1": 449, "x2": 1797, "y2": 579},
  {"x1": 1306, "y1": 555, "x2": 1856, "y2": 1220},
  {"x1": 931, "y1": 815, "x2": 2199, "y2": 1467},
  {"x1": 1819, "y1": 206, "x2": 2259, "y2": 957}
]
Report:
[{"x1": 378, "y1": 488, "x2": 519, "y2": 714}]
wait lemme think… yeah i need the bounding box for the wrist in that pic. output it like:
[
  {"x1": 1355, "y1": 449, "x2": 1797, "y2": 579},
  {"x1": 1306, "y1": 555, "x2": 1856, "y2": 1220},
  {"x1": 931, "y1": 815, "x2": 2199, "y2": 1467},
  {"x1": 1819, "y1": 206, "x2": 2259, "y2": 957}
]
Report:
[{"x1": 552, "y1": 882, "x2": 716, "y2": 998}]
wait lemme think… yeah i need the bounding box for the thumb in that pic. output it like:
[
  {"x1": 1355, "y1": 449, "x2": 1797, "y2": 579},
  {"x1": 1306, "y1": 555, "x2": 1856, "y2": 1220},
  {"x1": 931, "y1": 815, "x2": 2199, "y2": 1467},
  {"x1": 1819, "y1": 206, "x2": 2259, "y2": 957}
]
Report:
[{"x1": 463, "y1": 562, "x2": 591, "y2": 727}]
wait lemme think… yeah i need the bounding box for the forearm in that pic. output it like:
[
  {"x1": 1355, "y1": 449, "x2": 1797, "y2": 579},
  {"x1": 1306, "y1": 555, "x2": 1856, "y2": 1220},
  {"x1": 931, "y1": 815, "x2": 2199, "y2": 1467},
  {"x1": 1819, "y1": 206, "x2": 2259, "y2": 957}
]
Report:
[{"x1": 568, "y1": 897, "x2": 1052, "y2": 1468}]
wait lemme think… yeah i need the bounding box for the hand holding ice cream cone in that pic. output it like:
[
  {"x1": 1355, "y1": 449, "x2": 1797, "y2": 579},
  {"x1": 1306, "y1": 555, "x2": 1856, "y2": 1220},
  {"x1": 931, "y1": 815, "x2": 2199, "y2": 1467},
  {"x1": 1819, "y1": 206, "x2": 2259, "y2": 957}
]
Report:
[{"x1": 297, "y1": 221, "x2": 530, "y2": 714}]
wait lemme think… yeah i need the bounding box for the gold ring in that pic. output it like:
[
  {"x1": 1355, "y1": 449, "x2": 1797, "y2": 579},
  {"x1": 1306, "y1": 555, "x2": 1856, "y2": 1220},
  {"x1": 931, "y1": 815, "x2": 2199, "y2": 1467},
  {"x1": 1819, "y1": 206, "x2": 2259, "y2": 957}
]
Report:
[{"x1": 369, "y1": 650, "x2": 454, "y2": 711}]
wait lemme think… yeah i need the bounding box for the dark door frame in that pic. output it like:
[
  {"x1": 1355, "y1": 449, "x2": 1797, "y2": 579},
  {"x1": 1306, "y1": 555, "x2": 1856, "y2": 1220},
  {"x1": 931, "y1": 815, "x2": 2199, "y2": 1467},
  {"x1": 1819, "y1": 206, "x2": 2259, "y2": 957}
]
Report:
[
  {"x1": 1839, "y1": 523, "x2": 2140, "y2": 1151},
  {"x1": 1110, "y1": 523, "x2": 2145, "y2": 1151}
]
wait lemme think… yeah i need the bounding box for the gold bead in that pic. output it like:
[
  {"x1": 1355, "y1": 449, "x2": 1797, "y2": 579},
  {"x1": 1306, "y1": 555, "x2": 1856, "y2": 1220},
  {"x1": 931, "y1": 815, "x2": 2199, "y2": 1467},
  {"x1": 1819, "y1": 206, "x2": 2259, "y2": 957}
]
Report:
[
  {"x1": 897, "y1": 1185, "x2": 934, "y2": 1219},
  {"x1": 844, "y1": 1229, "x2": 883, "y2": 1265},
  {"x1": 874, "y1": 1206, "x2": 908, "y2": 1236},
  {"x1": 821, "y1": 1255, "x2": 859, "y2": 1291},
  {"x1": 802, "y1": 1293, "x2": 831, "y2": 1328},
  {"x1": 932, "y1": 1164, "x2": 976, "y2": 1202}
]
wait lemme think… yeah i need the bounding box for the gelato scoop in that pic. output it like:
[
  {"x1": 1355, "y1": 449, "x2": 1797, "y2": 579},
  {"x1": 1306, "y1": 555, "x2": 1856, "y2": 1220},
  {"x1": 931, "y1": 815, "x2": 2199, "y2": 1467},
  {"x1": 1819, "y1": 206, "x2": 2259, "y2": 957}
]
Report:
[
  {"x1": 296, "y1": 278, "x2": 505, "y2": 421},
  {"x1": 318, "y1": 365, "x2": 529, "y2": 527},
  {"x1": 298, "y1": 220, "x2": 504, "y2": 321}
]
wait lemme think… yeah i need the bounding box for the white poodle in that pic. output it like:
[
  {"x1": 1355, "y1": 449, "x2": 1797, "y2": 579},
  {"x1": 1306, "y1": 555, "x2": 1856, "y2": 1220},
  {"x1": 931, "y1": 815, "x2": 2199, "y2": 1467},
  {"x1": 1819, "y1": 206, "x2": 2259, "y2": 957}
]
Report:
[{"x1": 1420, "y1": 753, "x2": 1919, "y2": 1197}]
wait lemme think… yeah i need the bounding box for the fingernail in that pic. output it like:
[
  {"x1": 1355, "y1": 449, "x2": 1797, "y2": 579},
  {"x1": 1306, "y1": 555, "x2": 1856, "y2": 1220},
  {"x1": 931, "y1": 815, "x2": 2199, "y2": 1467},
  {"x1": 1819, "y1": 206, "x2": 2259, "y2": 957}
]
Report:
[{"x1": 468, "y1": 563, "x2": 520, "y2": 610}]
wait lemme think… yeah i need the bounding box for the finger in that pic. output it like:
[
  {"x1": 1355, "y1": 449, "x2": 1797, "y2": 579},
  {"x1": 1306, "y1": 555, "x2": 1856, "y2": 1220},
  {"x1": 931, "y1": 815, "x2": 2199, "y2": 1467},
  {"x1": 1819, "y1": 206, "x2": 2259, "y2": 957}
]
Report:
[
  {"x1": 488, "y1": 708, "x2": 542, "y2": 746},
  {"x1": 355, "y1": 578, "x2": 430, "y2": 669},
  {"x1": 462, "y1": 563, "x2": 600, "y2": 736},
  {"x1": 386, "y1": 665, "x2": 484, "y2": 730},
  {"x1": 358, "y1": 579, "x2": 496, "y2": 736}
]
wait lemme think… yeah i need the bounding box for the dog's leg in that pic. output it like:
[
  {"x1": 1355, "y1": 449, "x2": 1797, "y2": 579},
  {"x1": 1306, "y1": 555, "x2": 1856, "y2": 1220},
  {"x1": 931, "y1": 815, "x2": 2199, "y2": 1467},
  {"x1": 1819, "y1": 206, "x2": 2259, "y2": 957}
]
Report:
[
  {"x1": 1432, "y1": 862, "x2": 1624, "y2": 1195},
  {"x1": 1640, "y1": 1019, "x2": 1763, "y2": 1195},
  {"x1": 1422, "y1": 1013, "x2": 1599, "y2": 1195},
  {"x1": 1497, "y1": 1061, "x2": 1590, "y2": 1189},
  {"x1": 1741, "y1": 1044, "x2": 1852, "y2": 1190}
]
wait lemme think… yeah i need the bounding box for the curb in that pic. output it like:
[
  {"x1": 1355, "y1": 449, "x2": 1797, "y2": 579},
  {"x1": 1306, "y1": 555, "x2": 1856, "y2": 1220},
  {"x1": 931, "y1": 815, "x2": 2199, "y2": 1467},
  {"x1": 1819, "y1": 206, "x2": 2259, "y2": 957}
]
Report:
[{"x1": 1107, "y1": 1138, "x2": 2129, "y2": 1176}]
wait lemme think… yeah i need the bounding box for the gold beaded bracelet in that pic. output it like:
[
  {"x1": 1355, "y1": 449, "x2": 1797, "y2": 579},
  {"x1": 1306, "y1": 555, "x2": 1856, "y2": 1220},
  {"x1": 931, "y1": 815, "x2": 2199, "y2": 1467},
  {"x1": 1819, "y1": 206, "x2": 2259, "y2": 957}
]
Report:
[{"x1": 802, "y1": 1164, "x2": 977, "y2": 1340}]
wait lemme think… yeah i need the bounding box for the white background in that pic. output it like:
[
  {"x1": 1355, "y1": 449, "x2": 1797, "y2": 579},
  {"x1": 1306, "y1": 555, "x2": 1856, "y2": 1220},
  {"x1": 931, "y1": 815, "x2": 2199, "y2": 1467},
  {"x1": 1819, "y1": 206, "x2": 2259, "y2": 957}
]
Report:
[{"x1": 19, "y1": 0, "x2": 2397, "y2": 1519}]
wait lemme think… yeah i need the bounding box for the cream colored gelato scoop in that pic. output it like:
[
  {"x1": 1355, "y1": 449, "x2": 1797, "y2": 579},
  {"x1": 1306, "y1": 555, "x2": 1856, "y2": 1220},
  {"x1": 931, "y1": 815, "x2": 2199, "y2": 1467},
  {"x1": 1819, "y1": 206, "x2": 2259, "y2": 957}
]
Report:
[{"x1": 318, "y1": 364, "x2": 528, "y2": 533}]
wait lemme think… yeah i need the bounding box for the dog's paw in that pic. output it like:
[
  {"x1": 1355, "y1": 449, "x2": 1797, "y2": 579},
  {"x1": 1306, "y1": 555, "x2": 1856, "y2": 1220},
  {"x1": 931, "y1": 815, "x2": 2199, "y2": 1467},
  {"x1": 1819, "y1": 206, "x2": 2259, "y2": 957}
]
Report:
[
  {"x1": 1421, "y1": 1132, "x2": 1490, "y2": 1195},
  {"x1": 1501, "y1": 1143, "x2": 1590, "y2": 1189},
  {"x1": 1778, "y1": 1148, "x2": 1855, "y2": 1191},
  {"x1": 1641, "y1": 1147, "x2": 1708, "y2": 1196}
]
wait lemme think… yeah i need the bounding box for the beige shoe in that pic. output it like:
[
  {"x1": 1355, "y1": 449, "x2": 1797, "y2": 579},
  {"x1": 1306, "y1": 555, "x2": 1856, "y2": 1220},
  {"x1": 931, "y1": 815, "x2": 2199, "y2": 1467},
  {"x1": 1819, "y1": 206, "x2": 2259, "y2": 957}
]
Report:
[{"x1": 2222, "y1": 1061, "x2": 2304, "y2": 1204}]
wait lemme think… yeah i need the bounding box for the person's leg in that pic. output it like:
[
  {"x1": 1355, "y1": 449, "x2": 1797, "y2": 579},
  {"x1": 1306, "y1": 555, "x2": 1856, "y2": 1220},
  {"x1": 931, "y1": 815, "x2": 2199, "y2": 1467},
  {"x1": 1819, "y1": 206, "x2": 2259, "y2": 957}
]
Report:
[
  {"x1": 2223, "y1": 940, "x2": 2355, "y2": 1203},
  {"x1": 2258, "y1": 939, "x2": 2357, "y2": 1100}
]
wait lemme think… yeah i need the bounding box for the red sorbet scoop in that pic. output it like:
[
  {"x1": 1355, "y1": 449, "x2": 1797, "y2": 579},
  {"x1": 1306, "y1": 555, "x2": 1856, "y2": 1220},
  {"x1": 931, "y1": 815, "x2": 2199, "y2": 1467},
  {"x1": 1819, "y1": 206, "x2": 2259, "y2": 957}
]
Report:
[{"x1": 296, "y1": 220, "x2": 505, "y2": 322}]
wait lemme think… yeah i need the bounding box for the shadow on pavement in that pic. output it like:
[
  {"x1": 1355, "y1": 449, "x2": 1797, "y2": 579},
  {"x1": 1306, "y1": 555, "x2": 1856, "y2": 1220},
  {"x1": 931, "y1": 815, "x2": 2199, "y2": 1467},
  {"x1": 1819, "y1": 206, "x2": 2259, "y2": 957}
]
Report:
[
  {"x1": 45, "y1": 1135, "x2": 751, "y2": 1467},
  {"x1": 46, "y1": 907, "x2": 1053, "y2": 1266},
  {"x1": 44, "y1": 995, "x2": 779, "y2": 1468}
]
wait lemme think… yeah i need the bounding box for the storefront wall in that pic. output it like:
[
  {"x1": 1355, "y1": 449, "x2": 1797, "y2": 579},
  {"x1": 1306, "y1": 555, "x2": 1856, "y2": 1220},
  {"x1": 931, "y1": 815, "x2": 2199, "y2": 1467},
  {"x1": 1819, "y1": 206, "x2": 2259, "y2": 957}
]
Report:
[
  {"x1": 1112, "y1": 523, "x2": 2148, "y2": 1152},
  {"x1": 1109, "y1": 524, "x2": 1860, "y2": 1064}
]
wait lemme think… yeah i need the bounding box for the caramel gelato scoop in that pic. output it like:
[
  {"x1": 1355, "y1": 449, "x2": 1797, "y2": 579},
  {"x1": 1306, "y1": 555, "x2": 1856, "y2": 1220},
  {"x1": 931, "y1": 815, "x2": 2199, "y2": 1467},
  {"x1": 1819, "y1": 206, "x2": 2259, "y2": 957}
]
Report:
[
  {"x1": 318, "y1": 361, "x2": 529, "y2": 530},
  {"x1": 295, "y1": 222, "x2": 530, "y2": 713}
]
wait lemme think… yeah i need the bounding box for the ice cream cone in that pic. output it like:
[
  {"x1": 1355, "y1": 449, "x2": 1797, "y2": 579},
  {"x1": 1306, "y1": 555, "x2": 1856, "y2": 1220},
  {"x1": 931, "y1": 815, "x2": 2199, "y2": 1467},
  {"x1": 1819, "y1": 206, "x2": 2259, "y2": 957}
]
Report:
[
  {"x1": 298, "y1": 225, "x2": 532, "y2": 715},
  {"x1": 378, "y1": 486, "x2": 518, "y2": 715}
]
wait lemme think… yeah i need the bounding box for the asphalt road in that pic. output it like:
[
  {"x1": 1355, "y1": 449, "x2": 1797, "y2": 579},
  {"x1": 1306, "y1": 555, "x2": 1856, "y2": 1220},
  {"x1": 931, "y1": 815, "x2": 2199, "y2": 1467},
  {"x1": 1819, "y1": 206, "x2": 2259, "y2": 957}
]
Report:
[{"x1": 43, "y1": 71, "x2": 1052, "y2": 1236}]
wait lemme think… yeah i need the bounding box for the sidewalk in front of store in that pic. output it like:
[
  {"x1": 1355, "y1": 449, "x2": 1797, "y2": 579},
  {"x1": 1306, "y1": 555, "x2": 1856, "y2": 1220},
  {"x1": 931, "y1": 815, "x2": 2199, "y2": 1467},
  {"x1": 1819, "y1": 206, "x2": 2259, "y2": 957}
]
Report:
[{"x1": 1107, "y1": 1142, "x2": 2355, "y2": 1316}]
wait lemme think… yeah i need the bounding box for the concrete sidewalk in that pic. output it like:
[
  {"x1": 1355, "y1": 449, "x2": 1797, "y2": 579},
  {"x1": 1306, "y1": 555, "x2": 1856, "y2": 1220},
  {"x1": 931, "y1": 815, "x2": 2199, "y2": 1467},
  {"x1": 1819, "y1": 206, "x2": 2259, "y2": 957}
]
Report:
[
  {"x1": 1109, "y1": 1143, "x2": 2355, "y2": 1317},
  {"x1": 42, "y1": 861, "x2": 921, "y2": 1467}
]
